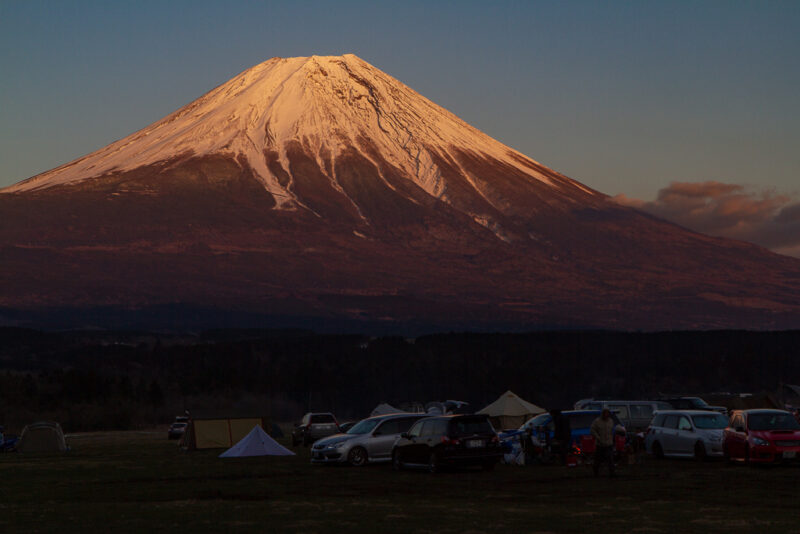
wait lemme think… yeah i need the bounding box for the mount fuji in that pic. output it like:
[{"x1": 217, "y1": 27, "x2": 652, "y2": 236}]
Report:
[{"x1": 2, "y1": 54, "x2": 799, "y2": 331}]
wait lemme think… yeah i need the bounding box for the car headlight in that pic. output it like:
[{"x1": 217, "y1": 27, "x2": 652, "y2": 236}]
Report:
[
  {"x1": 334, "y1": 442, "x2": 348, "y2": 449},
  {"x1": 752, "y1": 437, "x2": 770, "y2": 446}
]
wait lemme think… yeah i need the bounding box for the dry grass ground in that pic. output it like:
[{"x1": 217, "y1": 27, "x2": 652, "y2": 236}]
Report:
[{"x1": 1, "y1": 431, "x2": 798, "y2": 533}]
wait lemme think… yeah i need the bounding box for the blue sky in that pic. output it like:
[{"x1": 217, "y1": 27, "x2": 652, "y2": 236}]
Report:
[{"x1": 1, "y1": 0, "x2": 798, "y2": 202}]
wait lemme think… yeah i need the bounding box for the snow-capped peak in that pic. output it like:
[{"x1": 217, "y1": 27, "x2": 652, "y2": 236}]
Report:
[{"x1": 3, "y1": 54, "x2": 597, "y2": 207}]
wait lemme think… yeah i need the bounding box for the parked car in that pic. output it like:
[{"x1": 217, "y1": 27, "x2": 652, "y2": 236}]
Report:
[
  {"x1": 519, "y1": 410, "x2": 626, "y2": 451},
  {"x1": 573, "y1": 399, "x2": 672, "y2": 433},
  {"x1": 292, "y1": 413, "x2": 340, "y2": 447},
  {"x1": 723, "y1": 409, "x2": 800, "y2": 464},
  {"x1": 311, "y1": 413, "x2": 427, "y2": 466},
  {"x1": 167, "y1": 422, "x2": 187, "y2": 439},
  {"x1": 659, "y1": 397, "x2": 728, "y2": 416},
  {"x1": 645, "y1": 410, "x2": 727, "y2": 459},
  {"x1": 392, "y1": 414, "x2": 502, "y2": 472}
]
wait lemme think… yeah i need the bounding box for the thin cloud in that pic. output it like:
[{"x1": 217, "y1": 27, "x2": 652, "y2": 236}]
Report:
[{"x1": 613, "y1": 181, "x2": 800, "y2": 258}]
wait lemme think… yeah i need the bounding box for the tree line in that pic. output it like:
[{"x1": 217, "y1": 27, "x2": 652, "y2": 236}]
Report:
[{"x1": 0, "y1": 328, "x2": 797, "y2": 432}]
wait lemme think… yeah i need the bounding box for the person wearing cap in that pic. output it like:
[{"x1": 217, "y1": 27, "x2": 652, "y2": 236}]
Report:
[{"x1": 590, "y1": 408, "x2": 616, "y2": 477}]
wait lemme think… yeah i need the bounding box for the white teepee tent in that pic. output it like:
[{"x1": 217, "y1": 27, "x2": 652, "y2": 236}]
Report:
[
  {"x1": 477, "y1": 390, "x2": 546, "y2": 430},
  {"x1": 219, "y1": 425, "x2": 295, "y2": 458}
]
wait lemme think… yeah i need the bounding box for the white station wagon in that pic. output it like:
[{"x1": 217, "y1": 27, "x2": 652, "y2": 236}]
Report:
[{"x1": 645, "y1": 410, "x2": 728, "y2": 459}]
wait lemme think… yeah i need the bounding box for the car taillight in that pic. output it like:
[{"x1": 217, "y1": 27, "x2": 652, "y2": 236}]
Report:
[
  {"x1": 490, "y1": 435, "x2": 499, "y2": 444},
  {"x1": 645, "y1": 426, "x2": 651, "y2": 435},
  {"x1": 441, "y1": 436, "x2": 460, "y2": 445}
]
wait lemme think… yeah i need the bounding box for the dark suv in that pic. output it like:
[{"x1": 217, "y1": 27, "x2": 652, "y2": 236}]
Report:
[
  {"x1": 292, "y1": 413, "x2": 340, "y2": 446},
  {"x1": 391, "y1": 414, "x2": 502, "y2": 472}
]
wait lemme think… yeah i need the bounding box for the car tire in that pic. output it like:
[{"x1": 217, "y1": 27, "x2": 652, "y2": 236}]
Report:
[
  {"x1": 652, "y1": 441, "x2": 664, "y2": 460},
  {"x1": 694, "y1": 441, "x2": 707, "y2": 462},
  {"x1": 428, "y1": 451, "x2": 440, "y2": 474},
  {"x1": 392, "y1": 450, "x2": 403, "y2": 471},
  {"x1": 348, "y1": 446, "x2": 368, "y2": 467}
]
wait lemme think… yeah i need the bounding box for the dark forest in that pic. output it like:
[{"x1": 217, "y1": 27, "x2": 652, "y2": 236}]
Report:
[{"x1": 1, "y1": 328, "x2": 797, "y2": 432}]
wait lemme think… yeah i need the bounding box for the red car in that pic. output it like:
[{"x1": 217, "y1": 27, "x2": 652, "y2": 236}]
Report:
[{"x1": 723, "y1": 409, "x2": 800, "y2": 464}]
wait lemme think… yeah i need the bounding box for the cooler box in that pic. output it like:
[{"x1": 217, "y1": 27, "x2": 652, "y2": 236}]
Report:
[{"x1": 580, "y1": 435, "x2": 596, "y2": 454}]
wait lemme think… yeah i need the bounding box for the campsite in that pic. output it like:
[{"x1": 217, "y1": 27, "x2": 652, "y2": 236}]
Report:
[
  {"x1": 2, "y1": 428, "x2": 799, "y2": 533},
  {"x1": 3, "y1": 329, "x2": 800, "y2": 532}
]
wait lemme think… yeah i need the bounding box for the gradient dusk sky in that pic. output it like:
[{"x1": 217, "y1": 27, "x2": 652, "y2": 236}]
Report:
[{"x1": 1, "y1": 0, "x2": 798, "y2": 202}]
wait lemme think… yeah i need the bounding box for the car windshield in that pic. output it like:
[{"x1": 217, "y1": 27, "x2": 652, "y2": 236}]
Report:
[
  {"x1": 346, "y1": 419, "x2": 380, "y2": 435},
  {"x1": 310, "y1": 414, "x2": 336, "y2": 424},
  {"x1": 692, "y1": 414, "x2": 727, "y2": 429},
  {"x1": 748, "y1": 413, "x2": 800, "y2": 431}
]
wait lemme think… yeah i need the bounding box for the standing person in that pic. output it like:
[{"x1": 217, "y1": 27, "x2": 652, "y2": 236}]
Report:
[
  {"x1": 590, "y1": 409, "x2": 616, "y2": 477},
  {"x1": 522, "y1": 425, "x2": 535, "y2": 465},
  {"x1": 551, "y1": 409, "x2": 571, "y2": 465}
]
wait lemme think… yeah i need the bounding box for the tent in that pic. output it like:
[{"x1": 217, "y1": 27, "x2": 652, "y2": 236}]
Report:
[
  {"x1": 17, "y1": 421, "x2": 68, "y2": 453},
  {"x1": 219, "y1": 425, "x2": 295, "y2": 458},
  {"x1": 180, "y1": 415, "x2": 271, "y2": 450},
  {"x1": 477, "y1": 390, "x2": 546, "y2": 431},
  {"x1": 370, "y1": 403, "x2": 404, "y2": 417}
]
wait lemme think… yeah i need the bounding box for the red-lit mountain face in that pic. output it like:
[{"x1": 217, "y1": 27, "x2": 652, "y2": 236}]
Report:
[{"x1": 2, "y1": 54, "x2": 800, "y2": 330}]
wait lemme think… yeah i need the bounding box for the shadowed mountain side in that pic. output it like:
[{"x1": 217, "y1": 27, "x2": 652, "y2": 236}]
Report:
[{"x1": 2, "y1": 153, "x2": 800, "y2": 331}]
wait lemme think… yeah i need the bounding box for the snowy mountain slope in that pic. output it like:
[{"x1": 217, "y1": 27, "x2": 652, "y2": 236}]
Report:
[{"x1": 3, "y1": 55, "x2": 597, "y2": 209}]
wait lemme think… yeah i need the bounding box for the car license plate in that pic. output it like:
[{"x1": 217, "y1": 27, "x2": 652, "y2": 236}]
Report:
[
  {"x1": 466, "y1": 439, "x2": 483, "y2": 448},
  {"x1": 783, "y1": 451, "x2": 796, "y2": 459}
]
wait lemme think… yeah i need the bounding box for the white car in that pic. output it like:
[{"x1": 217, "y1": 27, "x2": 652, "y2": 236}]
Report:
[{"x1": 645, "y1": 410, "x2": 728, "y2": 459}]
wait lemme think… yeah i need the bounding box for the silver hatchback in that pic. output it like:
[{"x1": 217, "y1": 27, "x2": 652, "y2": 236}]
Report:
[
  {"x1": 311, "y1": 413, "x2": 427, "y2": 466},
  {"x1": 645, "y1": 410, "x2": 728, "y2": 459}
]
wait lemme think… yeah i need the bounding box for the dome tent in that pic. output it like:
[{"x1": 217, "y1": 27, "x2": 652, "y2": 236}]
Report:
[{"x1": 17, "y1": 421, "x2": 68, "y2": 453}]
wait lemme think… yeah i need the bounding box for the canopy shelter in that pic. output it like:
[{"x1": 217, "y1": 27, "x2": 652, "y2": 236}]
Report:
[
  {"x1": 219, "y1": 425, "x2": 295, "y2": 458},
  {"x1": 370, "y1": 403, "x2": 405, "y2": 417},
  {"x1": 180, "y1": 414, "x2": 271, "y2": 450},
  {"x1": 477, "y1": 390, "x2": 546, "y2": 431},
  {"x1": 17, "y1": 421, "x2": 68, "y2": 453}
]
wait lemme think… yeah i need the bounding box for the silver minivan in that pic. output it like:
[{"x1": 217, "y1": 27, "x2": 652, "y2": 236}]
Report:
[
  {"x1": 645, "y1": 410, "x2": 728, "y2": 459},
  {"x1": 574, "y1": 399, "x2": 672, "y2": 433}
]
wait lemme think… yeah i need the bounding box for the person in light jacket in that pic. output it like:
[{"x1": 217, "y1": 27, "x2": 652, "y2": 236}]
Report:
[{"x1": 590, "y1": 409, "x2": 616, "y2": 477}]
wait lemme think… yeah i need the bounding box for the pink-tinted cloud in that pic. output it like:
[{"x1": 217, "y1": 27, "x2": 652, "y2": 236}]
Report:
[{"x1": 613, "y1": 181, "x2": 800, "y2": 258}]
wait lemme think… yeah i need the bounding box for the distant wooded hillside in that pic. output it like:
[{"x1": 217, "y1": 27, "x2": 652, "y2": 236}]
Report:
[{"x1": 0, "y1": 328, "x2": 797, "y2": 432}]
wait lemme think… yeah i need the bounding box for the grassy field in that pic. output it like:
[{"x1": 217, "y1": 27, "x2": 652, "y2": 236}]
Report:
[{"x1": 1, "y1": 431, "x2": 798, "y2": 533}]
